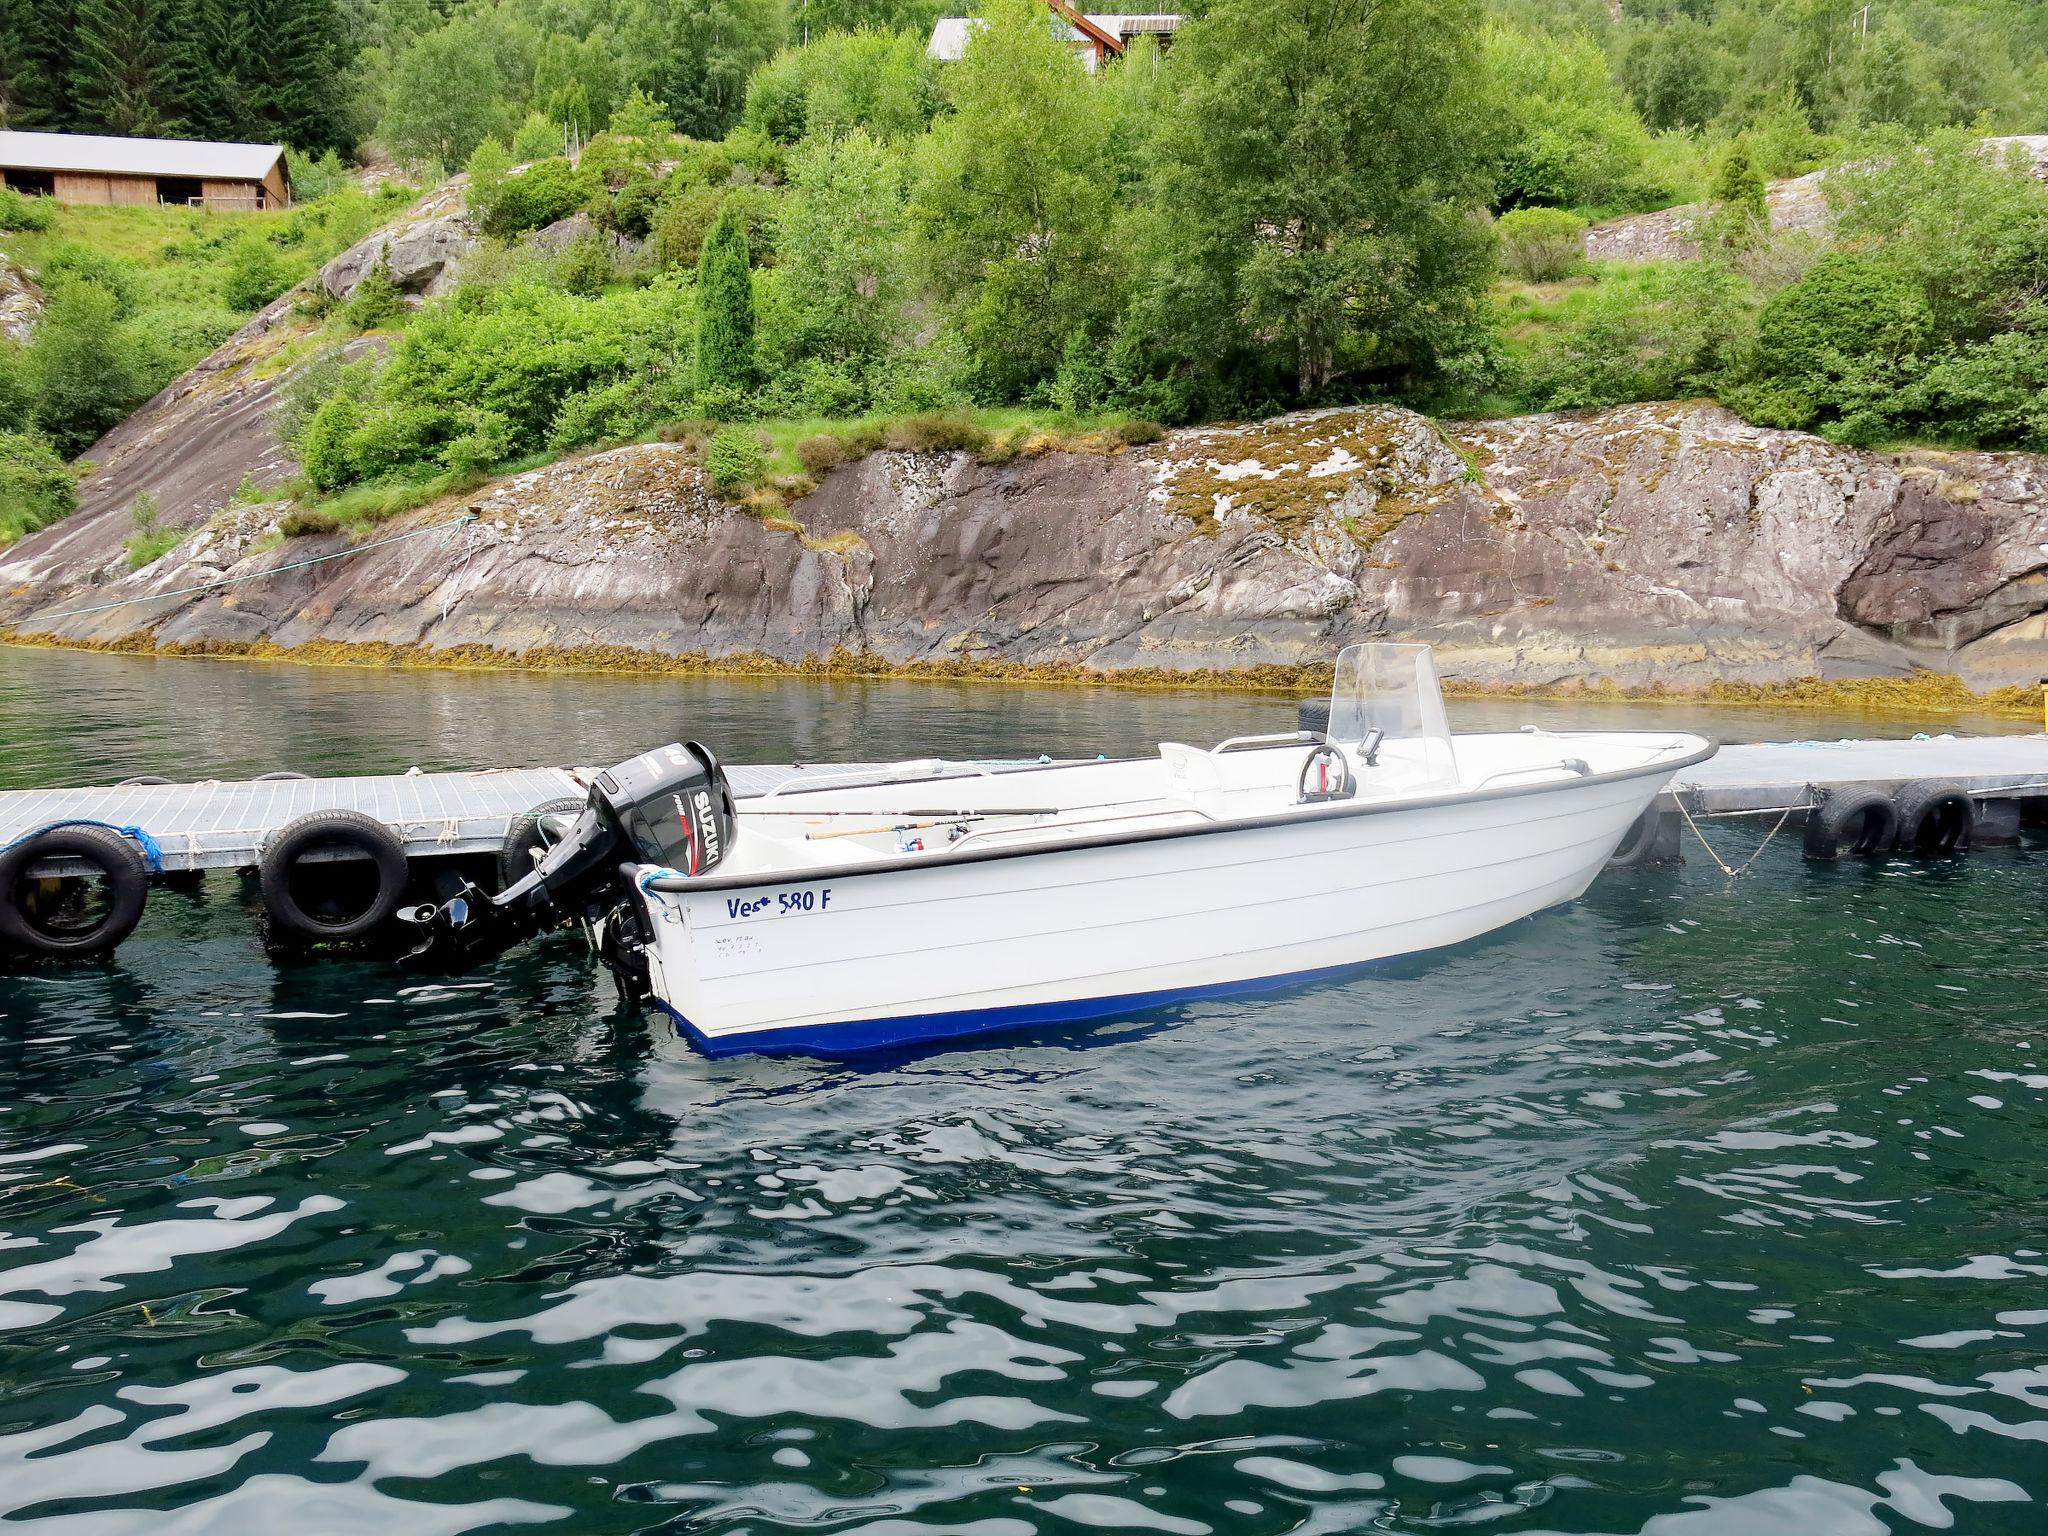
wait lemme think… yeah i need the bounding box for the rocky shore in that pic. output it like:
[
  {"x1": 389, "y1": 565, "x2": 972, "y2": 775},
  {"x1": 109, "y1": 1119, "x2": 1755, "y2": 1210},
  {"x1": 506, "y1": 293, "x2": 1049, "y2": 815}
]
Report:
[{"x1": 5, "y1": 385, "x2": 2048, "y2": 703}]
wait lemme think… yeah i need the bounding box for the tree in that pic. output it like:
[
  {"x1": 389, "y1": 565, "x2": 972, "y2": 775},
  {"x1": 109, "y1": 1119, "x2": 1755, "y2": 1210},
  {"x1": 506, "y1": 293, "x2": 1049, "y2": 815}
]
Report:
[
  {"x1": 1142, "y1": 0, "x2": 1498, "y2": 403},
  {"x1": 0, "y1": 0, "x2": 60, "y2": 128},
  {"x1": 695, "y1": 203, "x2": 757, "y2": 396},
  {"x1": 67, "y1": 0, "x2": 181, "y2": 136},
  {"x1": 30, "y1": 284, "x2": 141, "y2": 455},
  {"x1": 655, "y1": 0, "x2": 784, "y2": 140},
  {"x1": 1481, "y1": 19, "x2": 1663, "y2": 211},
  {"x1": 378, "y1": 11, "x2": 525, "y2": 168},
  {"x1": 781, "y1": 128, "x2": 908, "y2": 364},
  {"x1": 911, "y1": 0, "x2": 1118, "y2": 397},
  {"x1": 223, "y1": 0, "x2": 355, "y2": 152}
]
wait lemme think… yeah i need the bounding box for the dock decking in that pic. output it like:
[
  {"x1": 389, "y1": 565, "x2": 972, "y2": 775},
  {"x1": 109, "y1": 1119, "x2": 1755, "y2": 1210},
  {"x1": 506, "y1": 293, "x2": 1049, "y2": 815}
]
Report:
[{"x1": 1665, "y1": 733, "x2": 2048, "y2": 813}]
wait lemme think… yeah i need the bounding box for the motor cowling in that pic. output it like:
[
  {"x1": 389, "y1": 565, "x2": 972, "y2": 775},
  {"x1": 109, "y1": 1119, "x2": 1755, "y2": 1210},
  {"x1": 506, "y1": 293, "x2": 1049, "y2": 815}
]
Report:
[{"x1": 402, "y1": 740, "x2": 734, "y2": 971}]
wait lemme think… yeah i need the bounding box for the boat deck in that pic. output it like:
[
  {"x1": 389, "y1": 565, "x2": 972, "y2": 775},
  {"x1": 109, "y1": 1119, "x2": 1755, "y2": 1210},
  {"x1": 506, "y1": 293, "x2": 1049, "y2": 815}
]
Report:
[{"x1": 3, "y1": 736, "x2": 2045, "y2": 873}]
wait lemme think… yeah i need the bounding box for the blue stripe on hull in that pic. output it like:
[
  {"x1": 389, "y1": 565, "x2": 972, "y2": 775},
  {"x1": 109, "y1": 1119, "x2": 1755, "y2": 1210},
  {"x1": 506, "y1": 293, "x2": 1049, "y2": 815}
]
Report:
[{"x1": 652, "y1": 956, "x2": 1404, "y2": 1060}]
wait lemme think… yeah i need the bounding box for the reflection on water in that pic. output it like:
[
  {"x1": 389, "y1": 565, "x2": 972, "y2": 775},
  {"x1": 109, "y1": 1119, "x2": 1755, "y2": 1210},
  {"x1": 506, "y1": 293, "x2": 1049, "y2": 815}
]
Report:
[{"x1": 1, "y1": 645, "x2": 2044, "y2": 1533}]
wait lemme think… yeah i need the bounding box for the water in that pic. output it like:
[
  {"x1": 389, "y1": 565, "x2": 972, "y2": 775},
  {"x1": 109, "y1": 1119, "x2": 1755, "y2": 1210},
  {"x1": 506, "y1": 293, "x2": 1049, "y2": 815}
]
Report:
[{"x1": 2, "y1": 647, "x2": 2044, "y2": 1534}]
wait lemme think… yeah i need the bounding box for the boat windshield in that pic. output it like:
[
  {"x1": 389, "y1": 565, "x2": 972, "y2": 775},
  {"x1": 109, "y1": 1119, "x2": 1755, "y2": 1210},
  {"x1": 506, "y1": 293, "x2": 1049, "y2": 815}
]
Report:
[{"x1": 1326, "y1": 643, "x2": 1460, "y2": 790}]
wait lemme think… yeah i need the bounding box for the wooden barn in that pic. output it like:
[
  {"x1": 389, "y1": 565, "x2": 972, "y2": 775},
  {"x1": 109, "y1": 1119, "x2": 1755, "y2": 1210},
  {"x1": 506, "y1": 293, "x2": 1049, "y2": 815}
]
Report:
[{"x1": 0, "y1": 131, "x2": 290, "y2": 212}]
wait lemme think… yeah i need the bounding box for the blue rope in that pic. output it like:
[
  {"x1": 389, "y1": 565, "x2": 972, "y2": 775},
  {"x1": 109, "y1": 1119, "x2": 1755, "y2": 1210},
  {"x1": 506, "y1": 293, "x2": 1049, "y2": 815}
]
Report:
[{"x1": 0, "y1": 820, "x2": 165, "y2": 874}]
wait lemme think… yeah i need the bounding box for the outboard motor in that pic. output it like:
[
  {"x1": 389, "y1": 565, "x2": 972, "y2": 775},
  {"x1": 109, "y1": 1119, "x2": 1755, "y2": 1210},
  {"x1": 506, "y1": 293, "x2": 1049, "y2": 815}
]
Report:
[{"x1": 402, "y1": 741, "x2": 735, "y2": 972}]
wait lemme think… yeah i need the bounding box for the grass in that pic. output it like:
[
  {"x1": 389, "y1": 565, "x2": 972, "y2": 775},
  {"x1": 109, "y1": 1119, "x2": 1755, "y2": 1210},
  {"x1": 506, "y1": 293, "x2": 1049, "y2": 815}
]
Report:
[
  {"x1": 272, "y1": 407, "x2": 1170, "y2": 541},
  {"x1": 124, "y1": 526, "x2": 184, "y2": 569},
  {"x1": 0, "y1": 185, "x2": 416, "y2": 408}
]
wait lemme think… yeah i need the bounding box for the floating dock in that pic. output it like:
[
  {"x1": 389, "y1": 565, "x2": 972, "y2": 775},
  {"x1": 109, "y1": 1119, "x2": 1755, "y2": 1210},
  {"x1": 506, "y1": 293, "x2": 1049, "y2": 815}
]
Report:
[
  {"x1": 0, "y1": 762, "x2": 901, "y2": 874},
  {"x1": 1666, "y1": 733, "x2": 2048, "y2": 813}
]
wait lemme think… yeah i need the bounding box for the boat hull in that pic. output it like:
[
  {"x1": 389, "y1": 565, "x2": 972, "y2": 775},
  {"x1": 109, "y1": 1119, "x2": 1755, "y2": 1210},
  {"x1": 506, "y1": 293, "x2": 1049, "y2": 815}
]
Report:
[{"x1": 638, "y1": 760, "x2": 1683, "y2": 1058}]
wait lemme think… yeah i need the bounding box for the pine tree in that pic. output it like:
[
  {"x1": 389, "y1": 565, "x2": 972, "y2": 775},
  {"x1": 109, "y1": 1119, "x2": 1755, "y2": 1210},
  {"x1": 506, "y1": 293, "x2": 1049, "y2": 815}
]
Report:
[
  {"x1": 694, "y1": 204, "x2": 756, "y2": 397},
  {"x1": 68, "y1": 0, "x2": 182, "y2": 137},
  {"x1": 0, "y1": 0, "x2": 59, "y2": 129},
  {"x1": 230, "y1": 0, "x2": 353, "y2": 151}
]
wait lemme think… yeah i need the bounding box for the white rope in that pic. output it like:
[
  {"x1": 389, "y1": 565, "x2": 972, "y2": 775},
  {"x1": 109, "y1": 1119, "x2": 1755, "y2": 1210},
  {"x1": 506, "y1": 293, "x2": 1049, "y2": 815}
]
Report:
[{"x1": 1676, "y1": 797, "x2": 1795, "y2": 878}]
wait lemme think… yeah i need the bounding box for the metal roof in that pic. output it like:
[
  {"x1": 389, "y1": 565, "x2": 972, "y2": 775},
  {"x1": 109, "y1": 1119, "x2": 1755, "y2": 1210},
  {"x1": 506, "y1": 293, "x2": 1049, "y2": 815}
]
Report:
[{"x1": 0, "y1": 130, "x2": 285, "y2": 182}]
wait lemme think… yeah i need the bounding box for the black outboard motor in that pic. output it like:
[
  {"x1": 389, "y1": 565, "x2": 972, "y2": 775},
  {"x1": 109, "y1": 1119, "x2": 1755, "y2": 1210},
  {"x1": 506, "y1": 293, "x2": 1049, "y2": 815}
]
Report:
[{"x1": 402, "y1": 741, "x2": 736, "y2": 973}]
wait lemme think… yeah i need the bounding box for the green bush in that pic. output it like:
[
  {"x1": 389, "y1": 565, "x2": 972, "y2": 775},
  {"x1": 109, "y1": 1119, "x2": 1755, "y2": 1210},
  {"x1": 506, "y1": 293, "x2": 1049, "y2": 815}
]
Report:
[
  {"x1": 473, "y1": 158, "x2": 599, "y2": 239},
  {"x1": 29, "y1": 284, "x2": 142, "y2": 454},
  {"x1": 1518, "y1": 261, "x2": 1758, "y2": 412},
  {"x1": 554, "y1": 233, "x2": 613, "y2": 296},
  {"x1": 221, "y1": 237, "x2": 295, "y2": 311},
  {"x1": 0, "y1": 186, "x2": 54, "y2": 233},
  {"x1": 298, "y1": 280, "x2": 696, "y2": 492},
  {"x1": 0, "y1": 429, "x2": 76, "y2": 545},
  {"x1": 344, "y1": 257, "x2": 406, "y2": 331},
  {"x1": 511, "y1": 113, "x2": 565, "y2": 163},
  {"x1": 1497, "y1": 207, "x2": 1587, "y2": 282},
  {"x1": 1731, "y1": 252, "x2": 1932, "y2": 437},
  {"x1": 127, "y1": 303, "x2": 243, "y2": 393},
  {"x1": 35, "y1": 244, "x2": 140, "y2": 314},
  {"x1": 125, "y1": 489, "x2": 181, "y2": 569},
  {"x1": 0, "y1": 342, "x2": 31, "y2": 433},
  {"x1": 437, "y1": 405, "x2": 516, "y2": 476},
  {"x1": 704, "y1": 424, "x2": 765, "y2": 493}
]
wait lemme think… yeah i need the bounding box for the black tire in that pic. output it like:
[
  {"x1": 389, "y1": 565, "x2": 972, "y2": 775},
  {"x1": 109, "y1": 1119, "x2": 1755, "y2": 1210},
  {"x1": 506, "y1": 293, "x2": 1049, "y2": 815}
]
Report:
[
  {"x1": 1606, "y1": 806, "x2": 1663, "y2": 869},
  {"x1": 1802, "y1": 786, "x2": 1898, "y2": 861},
  {"x1": 255, "y1": 770, "x2": 310, "y2": 781},
  {"x1": 1892, "y1": 779, "x2": 1975, "y2": 856},
  {"x1": 258, "y1": 810, "x2": 409, "y2": 942},
  {"x1": 0, "y1": 825, "x2": 150, "y2": 959},
  {"x1": 496, "y1": 796, "x2": 586, "y2": 891},
  {"x1": 1298, "y1": 698, "x2": 1331, "y2": 736},
  {"x1": 116, "y1": 775, "x2": 173, "y2": 787}
]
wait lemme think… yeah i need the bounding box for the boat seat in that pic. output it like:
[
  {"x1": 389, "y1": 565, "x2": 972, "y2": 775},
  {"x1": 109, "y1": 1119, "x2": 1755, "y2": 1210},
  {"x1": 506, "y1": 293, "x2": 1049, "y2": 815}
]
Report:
[{"x1": 1158, "y1": 742, "x2": 1228, "y2": 818}]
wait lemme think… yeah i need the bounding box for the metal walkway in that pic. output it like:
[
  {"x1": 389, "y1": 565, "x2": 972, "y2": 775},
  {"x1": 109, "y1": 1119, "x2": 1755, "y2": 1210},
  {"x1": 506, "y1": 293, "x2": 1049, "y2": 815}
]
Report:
[{"x1": 4, "y1": 737, "x2": 2046, "y2": 874}]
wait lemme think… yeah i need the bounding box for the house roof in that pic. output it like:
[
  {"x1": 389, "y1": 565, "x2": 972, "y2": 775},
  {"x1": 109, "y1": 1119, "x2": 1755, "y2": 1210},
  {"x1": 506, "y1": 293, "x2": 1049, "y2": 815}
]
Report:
[
  {"x1": 928, "y1": 11, "x2": 1180, "y2": 61},
  {"x1": 0, "y1": 130, "x2": 286, "y2": 183}
]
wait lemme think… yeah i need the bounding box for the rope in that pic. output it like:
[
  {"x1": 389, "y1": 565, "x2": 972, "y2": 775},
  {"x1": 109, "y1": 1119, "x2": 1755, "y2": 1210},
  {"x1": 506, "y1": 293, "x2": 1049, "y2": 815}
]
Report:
[
  {"x1": 1675, "y1": 797, "x2": 1793, "y2": 879},
  {"x1": 0, "y1": 819, "x2": 164, "y2": 874},
  {"x1": 32, "y1": 513, "x2": 479, "y2": 621}
]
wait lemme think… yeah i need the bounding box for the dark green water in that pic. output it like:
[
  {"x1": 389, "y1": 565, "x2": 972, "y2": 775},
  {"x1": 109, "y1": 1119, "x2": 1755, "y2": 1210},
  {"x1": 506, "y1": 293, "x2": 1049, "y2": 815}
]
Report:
[{"x1": 2, "y1": 647, "x2": 2044, "y2": 1534}]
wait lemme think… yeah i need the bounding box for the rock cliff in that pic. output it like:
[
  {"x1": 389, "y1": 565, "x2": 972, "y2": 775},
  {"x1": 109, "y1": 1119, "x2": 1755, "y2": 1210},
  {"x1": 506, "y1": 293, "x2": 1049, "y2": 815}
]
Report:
[{"x1": 6, "y1": 393, "x2": 2047, "y2": 694}]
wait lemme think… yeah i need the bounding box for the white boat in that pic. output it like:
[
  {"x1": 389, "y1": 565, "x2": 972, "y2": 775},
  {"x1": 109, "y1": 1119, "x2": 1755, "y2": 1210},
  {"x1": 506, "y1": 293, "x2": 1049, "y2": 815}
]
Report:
[{"x1": 613, "y1": 645, "x2": 1715, "y2": 1057}]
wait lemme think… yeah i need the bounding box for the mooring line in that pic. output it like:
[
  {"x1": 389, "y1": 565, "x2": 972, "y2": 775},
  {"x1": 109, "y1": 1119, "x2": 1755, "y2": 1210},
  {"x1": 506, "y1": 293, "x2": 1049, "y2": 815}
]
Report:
[
  {"x1": 32, "y1": 512, "x2": 479, "y2": 621},
  {"x1": 1676, "y1": 796, "x2": 1794, "y2": 878}
]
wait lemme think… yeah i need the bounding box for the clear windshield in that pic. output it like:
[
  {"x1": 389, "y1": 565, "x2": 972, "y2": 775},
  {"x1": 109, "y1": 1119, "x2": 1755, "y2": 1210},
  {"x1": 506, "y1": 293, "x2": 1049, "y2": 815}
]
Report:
[{"x1": 1327, "y1": 643, "x2": 1460, "y2": 790}]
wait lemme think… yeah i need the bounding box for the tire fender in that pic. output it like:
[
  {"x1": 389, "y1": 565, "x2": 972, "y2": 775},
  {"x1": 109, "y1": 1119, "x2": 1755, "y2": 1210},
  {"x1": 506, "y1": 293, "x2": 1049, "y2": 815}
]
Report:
[
  {"x1": 258, "y1": 810, "x2": 409, "y2": 942},
  {"x1": 0, "y1": 824, "x2": 151, "y2": 959},
  {"x1": 1802, "y1": 786, "x2": 1898, "y2": 861},
  {"x1": 1606, "y1": 806, "x2": 1664, "y2": 869},
  {"x1": 496, "y1": 796, "x2": 587, "y2": 891},
  {"x1": 1891, "y1": 779, "x2": 1974, "y2": 856}
]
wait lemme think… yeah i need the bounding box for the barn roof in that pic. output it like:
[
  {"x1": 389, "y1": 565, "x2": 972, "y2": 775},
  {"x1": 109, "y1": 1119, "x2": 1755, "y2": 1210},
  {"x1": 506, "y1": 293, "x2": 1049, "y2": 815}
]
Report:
[{"x1": 0, "y1": 131, "x2": 285, "y2": 182}]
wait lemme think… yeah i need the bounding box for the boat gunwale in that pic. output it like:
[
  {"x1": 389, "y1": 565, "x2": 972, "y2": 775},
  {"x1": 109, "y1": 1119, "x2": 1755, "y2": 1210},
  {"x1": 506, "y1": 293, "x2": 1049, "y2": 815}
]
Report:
[{"x1": 643, "y1": 734, "x2": 1720, "y2": 894}]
